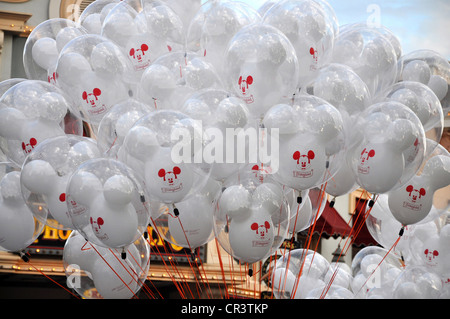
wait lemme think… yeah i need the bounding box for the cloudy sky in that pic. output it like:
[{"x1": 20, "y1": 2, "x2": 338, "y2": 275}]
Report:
[{"x1": 237, "y1": 0, "x2": 450, "y2": 60}]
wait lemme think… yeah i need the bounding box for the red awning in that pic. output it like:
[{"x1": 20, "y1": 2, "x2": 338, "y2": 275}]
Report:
[
  {"x1": 312, "y1": 201, "x2": 352, "y2": 239},
  {"x1": 307, "y1": 197, "x2": 379, "y2": 247}
]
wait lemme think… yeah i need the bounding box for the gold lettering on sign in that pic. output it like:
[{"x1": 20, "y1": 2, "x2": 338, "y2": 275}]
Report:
[{"x1": 147, "y1": 225, "x2": 184, "y2": 252}]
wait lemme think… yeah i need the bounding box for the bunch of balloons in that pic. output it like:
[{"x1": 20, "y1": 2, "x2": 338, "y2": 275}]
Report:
[{"x1": 0, "y1": 0, "x2": 449, "y2": 299}]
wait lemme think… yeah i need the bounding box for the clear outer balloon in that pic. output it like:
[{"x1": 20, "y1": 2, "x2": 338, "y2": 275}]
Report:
[
  {"x1": 142, "y1": 0, "x2": 187, "y2": 51},
  {"x1": 55, "y1": 34, "x2": 133, "y2": 125},
  {"x1": 0, "y1": 80, "x2": 77, "y2": 167},
  {"x1": 332, "y1": 23, "x2": 398, "y2": 97},
  {"x1": 138, "y1": 51, "x2": 222, "y2": 111},
  {"x1": 350, "y1": 246, "x2": 404, "y2": 298},
  {"x1": 417, "y1": 224, "x2": 450, "y2": 282},
  {"x1": 0, "y1": 163, "x2": 46, "y2": 253},
  {"x1": 263, "y1": 95, "x2": 346, "y2": 193},
  {"x1": 325, "y1": 153, "x2": 359, "y2": 199},
  {"x1": 101, "y1": 0, "x2": 178, "y2": 81},
  {"x1": 270, "y1": 249, "x2": 332, "y2": 299},
  {"x1": 79, "y1": 0, "x2": 121, "y2": 35},
  {"x1": 300, "y1": 63, "x2": 371, "y2": 152},
  {"x1": 262, "y1": 0, "x2": 337, "y2": 87},
  {"x1": 301, "y1": 63, "x2": 371, "y2": 116},
  {"x1": 119, "y1": 109, "x2": 211, "y2": 205},
  {"x1": 223, "y1": 23, "x2": 299, "y2": 120},
  {"x1": 164, "y1": 0, "x2": 202, "y2": 38},
  {"x1": 151, "y1": 186, "x2": 215, "y2": 251},
  {"x1": 20, "y1": 135, "x2": 101, "y2": 230},
  {"x1": 66, "y1": 158, "x2": 151, "y2": 249},
  {"x1": 375, "y1": 25, "x2": 402, "y2": 61},
  {"x1": 214, "y1": 172, "x2": 289, "y2": 264},
  {"x1": 392, "y1": 265, "x2": 443, "y2": 299},
  {"x1": 366, "y1": 194, "x2": 411, "y2": 253},
  {"x1": 307, "y1": 285, "x2": 355, "y2": 299},
  {"x1": 23, "y1": 18, "x2": 88, "y2": 83},
  {"x1": 186, "y1": 0, "x2": 261, "y2": 78},
  {"x1": 402, "y1": 217, "x2": 443, "y2": 267},
  {"x1": 364, "y1": 194, "x2": 445, "y2": 270},
  {"x1": 96, "y1": 98, "x2": 153, "y2": 158},
  {"x1": 0, "y1": 149, "x2": 6, "y2": 163},
  {"x1": 180, "y1": 88, "x2": 250, "y2": 182},
  {"x1": 63, "y1": 230, "x2": 150, "y2": 299},
  {"x1": 286, "y1": 187, "x2": 328, "y2": 235},
  {"x1": 398, "y1": 49, "x2": 450, "y2": 115},
  {"x1": 324, "y1": 263, "x2": 353, "y2": 291},
  {"x1": 387, "y1": 141, "x2": 450, "y2": 226},
  {"x1": 257, "y1": 0, "x2": 276, "y2": 16},
  {"x1": 286, "y1": 188, "x2": 312, "y2": 234},
  {"x1": 0, "y1": 78, "x2": 26, "y2": 97},
  {"x1": 348, "y1": 101, "x2": 426, "y2": 195},
  {"x1": 364, "y1": 266, "x2": 403, "y2": 299},
  {"x1": 378, "y1": 81, "x2": 444, "y2": 157}
]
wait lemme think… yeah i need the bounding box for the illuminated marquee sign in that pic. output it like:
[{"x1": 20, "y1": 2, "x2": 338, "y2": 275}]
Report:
[
  {"x1": 24, "y1": 226, "x2": 70, "y2": 256},
  {"x1": 24, "y1": 224, "x2": 206, "y2": 263},
  {"x1": 146, "y1": 225, "x2": 207, "y2": 264}
]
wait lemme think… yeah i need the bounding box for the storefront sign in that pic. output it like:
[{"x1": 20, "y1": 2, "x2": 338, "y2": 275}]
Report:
[{"x1": 25, "y1": 224, "x2": 206, "y2": 263}]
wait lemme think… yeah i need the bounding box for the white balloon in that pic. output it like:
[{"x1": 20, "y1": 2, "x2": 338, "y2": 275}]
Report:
[
  {"x1": 21, "y1": 159, "x2": 73, "y2": 228},
  {"x1": 388, "y1": 154, "x2": 450, "y2": 225},
  {"x1": 68, "y1": 170, "x2": 142, "y2": 249},
  {"x1": 166, "y1": 193, "x2": 214, "y2": 249},
  {"x1": 90, "y1": 175, "x2": 139, "y2": 248},
  {"x1": 350, "y1": 104, "x2": 425, "y2": 195},
  {"x1": 277, "y1": 132, "x2": 329, "y2": 190},
  {"x1": 32, "y1": 37, "x2": 59, "y2": 70},
  {"x1": 56, "y1": 27, "x2": 85, "y2": 52},
  {"x1": 228, "y1": 207, "x2": 275, "y2": 264},
  {"x1": 252, "y1": 183, "x2": 284, "y2": 215},
  {"x1": 219, "y1": 185, "x2": 251, "y2": 221},
  {"x1": 91, "y1": 253, "x2": 139, "y2": 299},
  {"x1": 145, "y1": 147, "x2": 195, "y2": 204},
  {"x1": 0, "y1": 171, "x2": 38, "y2": 252},
  {"x1": 63, "y1": 230, "x2": 105, "y2": 272},
  {"x1": 428, "y1": 75, "x2": 449, "y2": 100},
  {"x1": 0, "y1": 106, "x2": 66, "y2": 166},
  {"x1": 402, "y1": 60, "x2": 431, "y2": 84}
]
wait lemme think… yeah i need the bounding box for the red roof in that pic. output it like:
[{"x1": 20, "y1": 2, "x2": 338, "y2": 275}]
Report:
[
  {"x1": 312, "y1": 202, "x2": 352, "y2": 239},
  {"x1": 311, "y1": 200, "x2": 378, "y2": 247}
]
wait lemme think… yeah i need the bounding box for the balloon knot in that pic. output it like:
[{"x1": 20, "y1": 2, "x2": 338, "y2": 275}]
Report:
[
  {"x1": 19, "y1": 252, "x2": 29, "y2": 263},
  {"x1": 329, "y1": 199, "x2": 335, "y2": 208}
]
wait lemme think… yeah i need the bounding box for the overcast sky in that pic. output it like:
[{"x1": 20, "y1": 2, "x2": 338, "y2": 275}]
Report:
[{"x1": 237, "y1": 0, "x2": 450, "y2": 60}]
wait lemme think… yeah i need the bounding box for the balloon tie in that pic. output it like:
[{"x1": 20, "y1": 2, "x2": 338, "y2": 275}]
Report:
[
  {"x1": 296, "y1": 189, "x2": 302, "y2": 204},
  {"x1": 19, "y1": 251, "x2": 29, "y2": 262},
  {"x1": 330, "y1": 197, "x2": 336, "y2": 207},
  {"x1": 173, "y1": 204, "x2": 180, "y2": 217}
]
